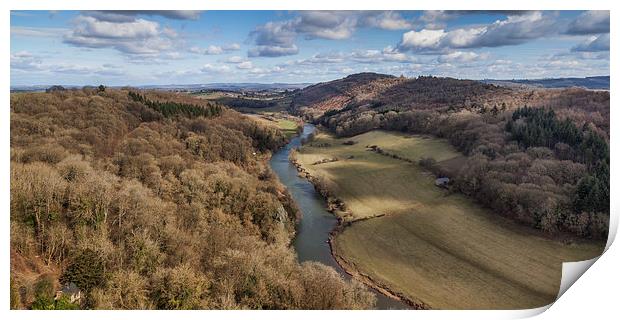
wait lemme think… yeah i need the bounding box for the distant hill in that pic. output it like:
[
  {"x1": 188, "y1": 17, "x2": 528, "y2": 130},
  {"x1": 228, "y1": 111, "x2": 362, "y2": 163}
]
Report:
[
  {"x1": 11, "y1": 82, "x2": 312, "y2": 93},
  {"x1": 288, "y1": 73, "x2": 609, "y2": 139},
  {"x1": 355, "y1": 76, "x2": 510, "y2": 110},
  {"x1": 290, "y1": 73, "x2": 511, "y2": 117},
  {"x1": 138, "y1": 82, "x2": 312, "y2": 91},
  {"x1": 291, "y1": 72, "x2": 395, "y2": 109},
  {"x1": 482, "y1": 76, "x2": 609, "y2": 90}
]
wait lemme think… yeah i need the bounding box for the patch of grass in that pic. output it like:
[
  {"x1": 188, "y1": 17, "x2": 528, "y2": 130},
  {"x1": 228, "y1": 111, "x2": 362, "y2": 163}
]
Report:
[
  {"x1": 354, "y1": 131, "x2": 459, "y2": 162},
  {"x1": 296, "y1": 130, "x2": 604, "y2": 309},
  {"x1": 194, "y1": 91, "x2": 238, "y2": 100},
  {"x1": 248, "y1": 113, "x2": 300, "y2": 139},
  {"x1": 275, "y1": 119, "x2": 299, "y2": 137}
]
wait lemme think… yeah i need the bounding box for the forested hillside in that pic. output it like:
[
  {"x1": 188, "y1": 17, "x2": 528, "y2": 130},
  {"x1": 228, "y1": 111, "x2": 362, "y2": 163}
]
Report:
[
  {"x1": 10, "y1": 89, "x2": 375, "y2": 310},
  {"x1": 290, "y1": 73, "x2": 397, "y2": 117},
  {"x1": 295, "y1": 74, "x2": 610, "y2": 240}
]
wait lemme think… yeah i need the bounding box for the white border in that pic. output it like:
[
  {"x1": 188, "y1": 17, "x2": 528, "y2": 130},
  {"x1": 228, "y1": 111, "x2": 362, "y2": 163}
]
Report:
[{"x1": 3, "y1": 1, "x2": 617, "y2": 319}]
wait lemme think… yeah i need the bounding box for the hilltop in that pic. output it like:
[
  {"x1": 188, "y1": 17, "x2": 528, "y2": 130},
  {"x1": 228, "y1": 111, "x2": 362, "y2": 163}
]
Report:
[
  {"x1": 287, "y1": 73, "x2": 608, "y2": 135},
  {"x1": 289, "y1": 73, "x2": 519, "y2": 118}
]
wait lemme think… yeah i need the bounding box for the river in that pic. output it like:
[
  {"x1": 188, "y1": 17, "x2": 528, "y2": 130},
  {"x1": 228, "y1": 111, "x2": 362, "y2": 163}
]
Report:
[{"x1": 269, "y1": 123, "x2": 408, "y2": 310}]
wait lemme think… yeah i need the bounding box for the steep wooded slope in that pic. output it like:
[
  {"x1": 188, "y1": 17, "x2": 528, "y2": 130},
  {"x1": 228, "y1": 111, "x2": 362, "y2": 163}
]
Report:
[{"x1": 10, "y1": 89, "x2": 375, "y2": 310}]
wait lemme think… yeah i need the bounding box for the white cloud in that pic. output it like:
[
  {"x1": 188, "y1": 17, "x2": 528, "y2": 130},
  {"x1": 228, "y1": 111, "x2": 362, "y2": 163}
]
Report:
[
  {"x1": 416, "y1": 11, "x2": 536, "y2": 29},
  {"x1": 291, "y1": 49, "x2": 416, "y2": 66},
  {"x1": 189, "y1": 43, "x2": 241, "y2": 55},
  {"x1": 437, "y1": 51, "x2": 488, "y2": 63},
  {"x1": 563, "y1": 51, "x2": 610, "y2": 60},
  {"x1": 248, "y1": 11, "x2": 414, "y2": 57},
  {"x1": 295, "y1": 11, "x2": 358, "y2": 40},
  {"x1": 51, "y1": 64, "x2": 125, "y2": 76},
  {"x1": 479, "y1": 55, "x2": 608, "y2": 79},
  {"x1": 572, "y1": 34, "x2": 610, "y2": 52},
  {"x1": 63, "y1": 15, "x2": 177, "y2": 55},
  {"x1": 294, "y1": 53, "x2": 346, "y2": 65},
  {"x1": 72, "y1": 16, "x2": 159, "y2": 39},
  {"x1": 350, "y1": 49, "x2": 416, "y2": 64},
  {"x1": 139, "y1": 11, "x2": 202, "y2": 20},
  {"x1": 417, "y1": 11, "x2": 456, "y2": 30},
  {"x1": 248, "y1": 20, "x2": 299, "y2": 57},
  {"x1": 11, "y1": 51, "x2": 125, "y2": 77},
  {"x1": 205, "y1": 45, "x2": 224, "y2": 55},
  {"x1": 161, "y1": 52, "x2": 183, "y2": 60},
  {"x1": 400, "y1": 29, "x2": 446, "y2": 50},
  {"x1": 566, "y1": 11, "x2": 609, "y2": 35},
  {"x1": 161, "y1": 27, "x2": 178, "y2": 38},
  {"x1": 82, "y1": 10, "x2": 202, "y2": 22},
  {"x1": 200, "y1": 64, "x2": 231, "y2": 73},
  {"x1": 398, "y1": 11, "x2": 556, "y2": 52},
  {"x1": 361, "y1": 11, "x2": 413, "y2": 30},
  {"x1": 248, "y1": 65, "x2": 286, "y2": 76},
  {"x1": 224, "y1": 56, "x2": 246, "y2": 63},
  {"x1": 11, "y1": 51, "x2": 34, "y2": 59},
  {"x1": 545, "y1": 60, "x2": 585, "y2": 68},
  {"x1": 248, "y1": 45, "x2": 299, "y2": 58},
  {"x1": 236, "y1": 61, "x2": 254, "y2": 69},
  {"x1": 11, "y1": 26, "x2": 69, "y2": 37},
  {"x1": 11, "y1": 51, "x2": 43, "y2": 71},
  {"x1": 223, "y1": 43, "x2": 241, "y2": 51},
  {"x1": 219, "y1": 55, "x2": 255, "y2": 70}
]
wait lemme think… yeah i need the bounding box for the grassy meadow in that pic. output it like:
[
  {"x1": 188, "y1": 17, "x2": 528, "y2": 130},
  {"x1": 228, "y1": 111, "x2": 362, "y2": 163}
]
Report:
[
  {"x1": 247, "y1": 113, "x2": 300, "y2": 139},
  {"x1": 295, "y1": 129, "x2": 604, "y2": 309}
]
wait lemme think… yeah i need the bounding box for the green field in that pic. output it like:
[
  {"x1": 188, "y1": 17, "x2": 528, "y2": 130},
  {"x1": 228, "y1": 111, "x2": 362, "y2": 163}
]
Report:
[
  {"x1": 296, "y1": 130, "x2": 604, "y2": 309},
  {"x1": 274, "y1": 119, "x2": 299, "y2": 138},
  {"x1": 247, "y1": 113, "x2": 300, "y2": 138}
]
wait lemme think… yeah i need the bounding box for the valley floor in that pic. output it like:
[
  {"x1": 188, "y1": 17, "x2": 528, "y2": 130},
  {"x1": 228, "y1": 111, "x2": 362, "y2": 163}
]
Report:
[{"x1": 295, "y1": 129, "x2": 604, "y2": 309}]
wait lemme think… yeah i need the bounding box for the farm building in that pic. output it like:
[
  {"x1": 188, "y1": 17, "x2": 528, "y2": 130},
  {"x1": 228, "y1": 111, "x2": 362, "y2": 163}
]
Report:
[
  {"x1": 435, "y1": 177, "x2": 450, "y2": 188},
  {"x1": 55, "y1": 282, "x2": 82, "y2": 303}
]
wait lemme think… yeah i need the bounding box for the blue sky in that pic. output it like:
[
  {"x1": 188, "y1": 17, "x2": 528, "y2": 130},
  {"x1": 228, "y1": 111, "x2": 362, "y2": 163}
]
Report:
[{"x1": 10, "y1": 10, "x2": 610, "y2": 86}]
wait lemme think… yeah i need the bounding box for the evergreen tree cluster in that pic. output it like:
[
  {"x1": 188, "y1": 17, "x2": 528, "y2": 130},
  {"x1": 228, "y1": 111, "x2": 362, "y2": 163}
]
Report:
[
  {"x1": 129, "y1": 91, "x2": 222, "y2": 118},
  {"x1": 60, "y1": 249, "x2": 106, "y2": 292},
  {"x1": 507, "y1": 106, "x2": 609, "y2": 215},
  {"x1": 215, "y1": 96, "x2": 279, "y2": 109}
]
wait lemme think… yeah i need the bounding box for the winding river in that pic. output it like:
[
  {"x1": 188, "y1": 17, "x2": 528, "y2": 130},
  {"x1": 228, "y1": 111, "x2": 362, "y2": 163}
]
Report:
[{"x1": 270, "y1": 124, "x2": 408, "y2": 310}]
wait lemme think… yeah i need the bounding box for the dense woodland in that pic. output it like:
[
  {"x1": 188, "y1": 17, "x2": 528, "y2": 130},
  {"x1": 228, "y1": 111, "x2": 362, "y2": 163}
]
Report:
[
  {"x1": 128, "y1": 91, "x2": 223, "y2": 118},
  {"x1": 303, "y1": 74, "x2": 609, "y2": 239},
  {"x1": 213, "y1": 97, "x2": 281, "y2": 110},
  {"x1": 291, "y1": 72, "x2": 394, "y2": 109},
  {"x1": 10, "y1": 89, "x2": 375, "y2": 310}
]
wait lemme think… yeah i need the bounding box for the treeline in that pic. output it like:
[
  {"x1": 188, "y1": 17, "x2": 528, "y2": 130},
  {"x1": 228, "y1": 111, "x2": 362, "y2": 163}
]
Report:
[
  {"x1": 215, "y1": 97, "x2": 280, "y2": 110},
  {"x1": 507, "y1": 106, "x2": 608, "y2": 166},
  {"x1": 506, "y1": 106, "x2": 609, "y2": 216},
  {"x1": 10, "y1": 89, "x2": 375, "y2": 310},
  {"x1": 359, "y1": 76, "x2": 511, "y2": 111},
  {"x1": 129, "y1": 91, "x2": 222, "y2": 118},
  {"x1": 317, "y1": 103, "x2": 609, "y2": 239}
]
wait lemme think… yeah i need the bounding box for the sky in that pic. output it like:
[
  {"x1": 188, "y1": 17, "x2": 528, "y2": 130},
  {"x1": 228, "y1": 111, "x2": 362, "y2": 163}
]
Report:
[{"x1": 10, "y1": 10, "x2": 610, "y2": 86}]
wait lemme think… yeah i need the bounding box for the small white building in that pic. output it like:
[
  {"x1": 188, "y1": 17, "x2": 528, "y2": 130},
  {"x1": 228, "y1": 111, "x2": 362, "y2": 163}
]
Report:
[
  {"x1": 435, "y1": 177, "x2": 450, "y2": 188},
  {"x1": 55, "y1": 282, "x2": 82, "y2": 303}
]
